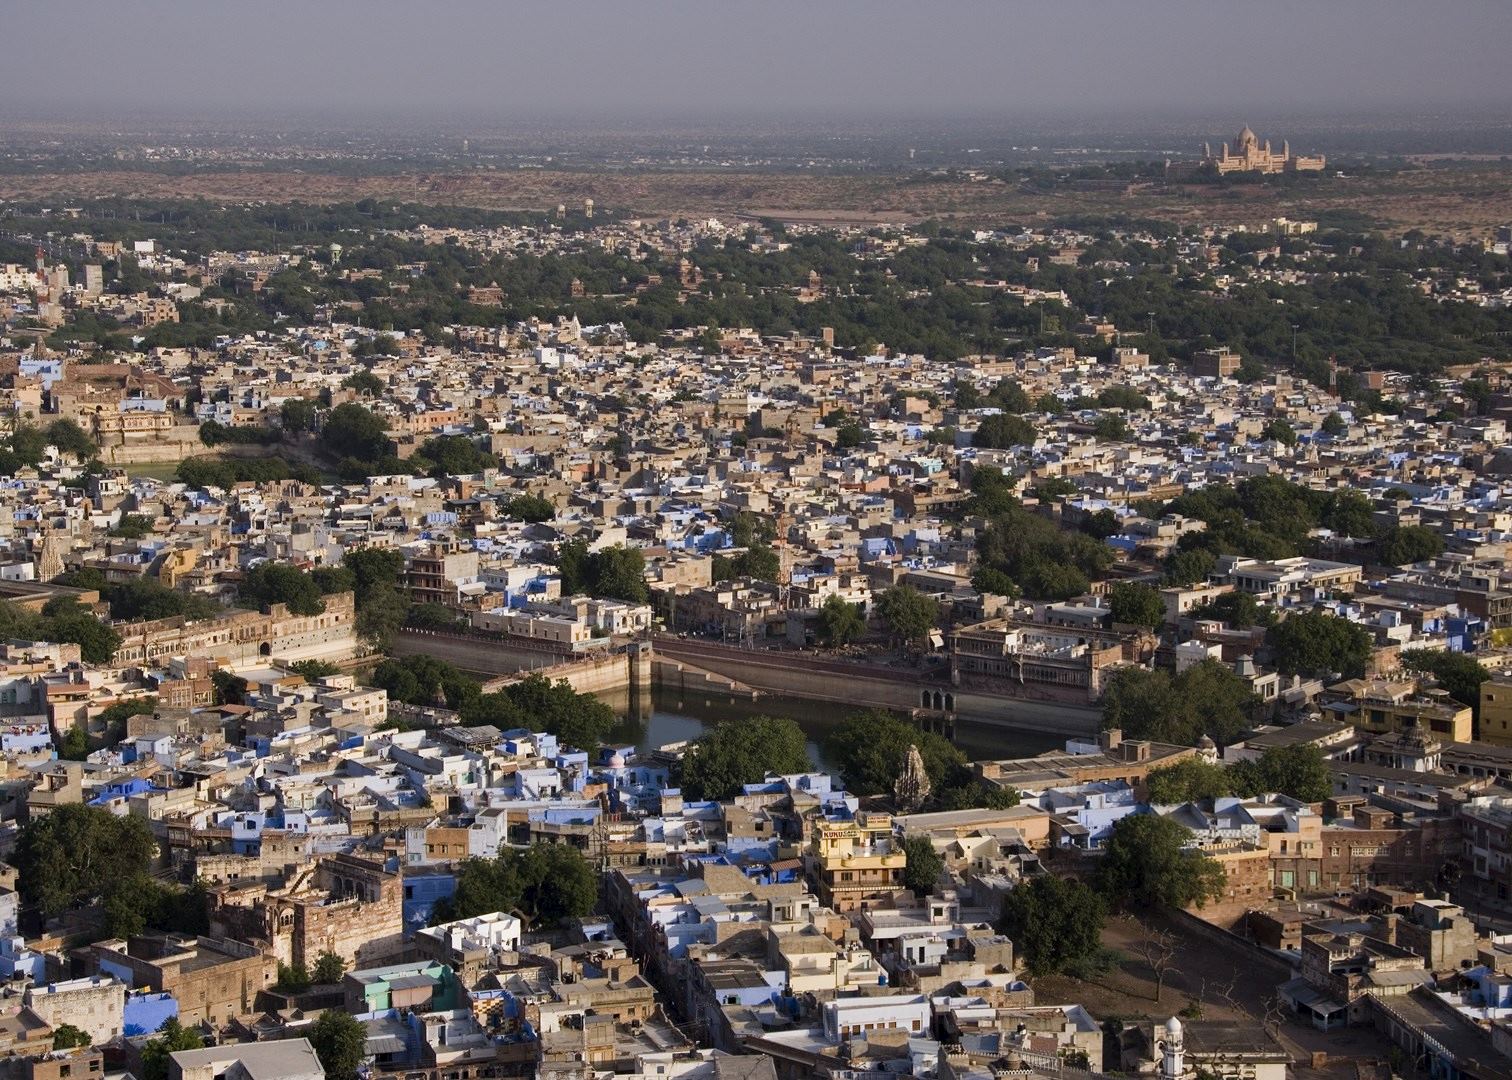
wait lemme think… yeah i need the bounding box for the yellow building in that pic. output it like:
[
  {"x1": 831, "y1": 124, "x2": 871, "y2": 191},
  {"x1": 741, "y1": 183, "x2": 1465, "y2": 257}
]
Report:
[
  {"x1": 1203, "y1": 126, "x2": 1325, "y2": 175},
  {"x1": 807, "y1": 812, "x2": 905, "y2": 913},
  {"x1": 1325, "y1": 679, "x2": 1472, "y2": 743},
  {"x1": 1479, "y1": 675, "x2": 1512, "y2": 748}
]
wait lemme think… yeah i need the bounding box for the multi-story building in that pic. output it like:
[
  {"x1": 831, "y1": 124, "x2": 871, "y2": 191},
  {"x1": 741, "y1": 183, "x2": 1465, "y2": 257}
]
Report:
[
  {"x1": 806, "y1": 812, "x2": 905, "y2": 913},
  {"x1": 948, "y1": 619, "x2": 1127, "y2": 701},
  {"x1": 1479, "y1": 674, "x2": 1512, "y2": 748},
  {"x1": 1324, "y1": 678, "x2": 1472, "y2": 742}
]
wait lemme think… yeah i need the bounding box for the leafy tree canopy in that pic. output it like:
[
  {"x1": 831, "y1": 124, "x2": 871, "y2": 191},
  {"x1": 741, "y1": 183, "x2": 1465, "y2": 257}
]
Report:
[
  {"x1": 678, "y1": 715, "x2": 812, "y2": 801},
  {"x1": 1098, "y1": 813, "x2": 1226, "y2": 910}
]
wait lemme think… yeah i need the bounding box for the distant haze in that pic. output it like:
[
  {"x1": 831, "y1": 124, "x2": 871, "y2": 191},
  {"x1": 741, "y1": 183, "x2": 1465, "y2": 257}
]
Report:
[{"x1": 6, "y1": 0, "x2": 1510, "y2": 123}]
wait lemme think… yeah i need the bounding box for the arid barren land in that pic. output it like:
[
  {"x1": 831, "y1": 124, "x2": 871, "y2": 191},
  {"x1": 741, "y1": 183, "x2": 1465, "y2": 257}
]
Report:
[{"x1": 4, "y1": 163, "x2": 1511, "y2": 235}]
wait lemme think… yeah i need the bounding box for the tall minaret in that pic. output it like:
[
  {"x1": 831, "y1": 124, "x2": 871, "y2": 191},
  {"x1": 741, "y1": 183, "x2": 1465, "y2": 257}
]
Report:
[{"x1": 1159, "y1": 1016, "x2": 1185, "y2": 1080}]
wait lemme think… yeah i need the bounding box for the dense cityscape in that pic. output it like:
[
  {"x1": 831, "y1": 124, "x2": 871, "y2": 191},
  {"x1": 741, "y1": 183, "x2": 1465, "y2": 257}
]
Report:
[{"x1": 1, "y1": 4, "x2": 1512, "y2": 1080}]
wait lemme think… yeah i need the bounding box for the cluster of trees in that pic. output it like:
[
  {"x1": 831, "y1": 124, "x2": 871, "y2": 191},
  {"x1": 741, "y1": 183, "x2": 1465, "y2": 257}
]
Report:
[
  {"x1": 557, "y1": 540, "x2": 649, "y2": 603},
  {"x1": 240, "y1": 562, "x2": 326, "y2": 616},
  {"x1": 1266, "y1": 609, "x2": 1375, "y2": 679},
  {"x1": 234, "y1": 548, "x2": 408, "y2": 648},
  {"x1": 823, "y1": 710, "x2": 1019, "y2": 812},
  {"x1": 459, "y1": 672, "x2": 618, "y2": 750},
  {"x1": 1107, "y1": 582, "x2": 1165, "y2": 630},
  {"x1": 54, "y1": 568, "x2": 220, "y2": 623},
  {"x1": 712, "y1": 544, "x2": 780, "y2": 584},
  {"x1": 275, "y1": 949, "x2": 346, "y2": 992},
  {"x1": 1100, "y1": 660, "x2": 1256, "y2": 746},
  {"x1": 372, "y1": 656, "x2": 617, "y2": 749},
  {"x1": 817, "y1": 594, "x2": 867, "y2": 647},
  {"x1": 1144, "y1": 744, "x2": 1333, "y2": 804},
  {"x1": 677, "y1": 715, "x2": 812, "y2": 800},
  {"x1": 1156, "y1": 475, "x2": 1444, "y2": 581},
  {"x1": 504, "y1": 492, "x2": 555, "y2": 522},
  {"x1": 197, "y1": 420, "x2": 280, "y2": 447},
  {"x1": 873, "y1": 585, "x2": 940, "y2": 648},
  {"x1": 0, "y1": 596, "x2": 120, "y2": 664},
  {"x1": 1187, "y1": 590, "x2": 1273, "y2": 629},
  {"x1": 10, "y1": 803, "x2": 211, "y2": 939},
  {"x1": 0, "y1": 419, "x2": 98, "y2": 475},
  {"x1": 176, "y1": 455, "x2": 322, "y2": 489},
  {"x1": 309, "y1": 547, "x2": 409, "y2": 648},
  {"x1": 15, "y1": 199, "x2": 1512, "y2": 377},
  {"x1": 434, "y1": 842, "x2": 597, "y2": 927},
  {"x1": 1400, "y1": 648, "x2": 1491, "y2": 719},
  {"x1": 319, "y1": 402, "x2": 406, "y2": 482},
  {"x1": 408, "y1": 434, "x2": 497, "y2": 479},
  {"x1": 999, "y1": 813, "x2": 1226, "y2": 978},
  {"x1": 970, "y1": 468, "x2": 1112, "y2": 601}
]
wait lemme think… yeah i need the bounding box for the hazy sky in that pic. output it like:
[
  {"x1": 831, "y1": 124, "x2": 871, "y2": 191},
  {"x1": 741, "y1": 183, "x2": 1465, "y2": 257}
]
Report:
[{"x1": 6, "y1": 0, "x2": 1510, "y2": 122}]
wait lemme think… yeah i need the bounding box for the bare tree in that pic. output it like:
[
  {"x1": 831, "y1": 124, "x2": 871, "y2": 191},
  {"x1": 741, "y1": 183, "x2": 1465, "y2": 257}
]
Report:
[{"x1": 1137, "y1": 925, "x2": 1180, "y2": 1005}]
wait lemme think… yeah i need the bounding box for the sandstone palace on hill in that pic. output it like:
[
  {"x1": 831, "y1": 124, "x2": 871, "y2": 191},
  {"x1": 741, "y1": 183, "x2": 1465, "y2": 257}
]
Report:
[{"x1": 1167, "y1": 124, "x2": 1327, "y2": 177}]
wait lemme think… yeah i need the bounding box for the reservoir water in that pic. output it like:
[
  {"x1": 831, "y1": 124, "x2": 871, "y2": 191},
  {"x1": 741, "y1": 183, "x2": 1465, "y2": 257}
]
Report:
[{"x1": 603, "y1": 686, "x2": 1066, "y2": 767}]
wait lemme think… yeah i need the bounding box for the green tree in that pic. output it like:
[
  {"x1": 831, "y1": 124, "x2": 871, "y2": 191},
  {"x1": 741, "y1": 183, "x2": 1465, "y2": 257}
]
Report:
[
  {"x1": 1100, "y1": 660, "x2": 1254, "y2": 746},
  {"x1": 1266, "y1": 610, "x2": 1373, "y2": 679},
  {"x1": 371, "y1": 654, "x2": 480, "y2": 711},
  {"x1": 276, "y1": 961, "x2": 311, "y2": 993},
  {"x1": 505, "y1": 492, "x2": 555, "y2": 522},
  {"x1": 45, "y1": 419, "x2": 98, "y2": 459},
  {"x1": 1401, "y1": 648, "x2": 1490, "y2": 717},
  {"x1": 1189, "y1": 590, "x2": 1267, "y2": 629},
  {"x1": 239, "y1": 563, "x2": 325, "y2": 616},
  {"x1": 999, "y1": 874, "x2": 1107, "y2": 977},
  {"x1": 279, "y1": 397, "x2": 318, "y2": 433},
  {"x1": 1377, "y1": 525, "x2": 1445, "y2": 566},
  {"x1": 1321, "y1": 489, "x2": 1378, "y2": 539},
  {"x1": 1098, "y1": 813, "x2": 1226, "y2": 910},
  {"x1": 835, "y1": 421, "x2": 865, "y2": 449},
  {"x1": 109, "y1": 514, "x2": 155, "y2": 539},
  {"x1": 342, "y1": 369, "x2": 386, "y2": 396},
  {"x1": 288, "y1": 659, "x2": 342, "y2": 680},
  {"x1": 677, "y1": 715, "x2": 812, "y2": 800},
  {"x1": 932, "y1": 775, "x2": 1022, "y2": 811},
  {"x1": 58, "y1": 724, "x2": 89, "y2": 761},
  {"x1": 1230, "y1": 744, "x2": 1332, "y2": 802},
  {"x1": 319, "y1": 402, "x2": 390, "y2": 462},
  {"x1": 874, "y1": 585, "x2": 939, "y2": 648},
  {"x1": 1093, "y1": 414, "x2": 1131, "y2": 441},
  {"x1": 1096, "y1": 386, "x2": 1150, "y2": 411},
  {"x1": 971, "y1": 567, "x2": 1020, "y2": 598},
  {"x1": 989, "y1": 379, "x2": 1033, "y2": 413},
  {"x1": 407, "y1": 602, "x2": 461, "y2": 631},
  {"x1": 441, "y1": 842, "x2": 597, "y2": 927},
  {"x1": 41, "y1": 603, "x2": 123, "y2": 664},
  {"x1": 52, "y1": 1024, "x2": 91, "y2": 1050},
  {"x1": 311, "y1": 950, "x2": 347, "y2": 985},
  {"x1": 817, "y1": 594, "x2": 866, "y2": 647},
  {"x1": 1107, "y1": 582, "x2": 1165, "y2": 630},
  {"x1": 459, "y1": 673, "x2": 615, "y2": 750},
  {"x1": 971, "y1": 413, "x2": 1036, "y2": 449},
  {"x1": 900, "y1": 834, "x2": 944, "y2": 897},
  {"x1": 308, "y1": 1008, "x2": 367, "y2": 1080},
  {"x1": 1321, "y1": 412, "x2": 1348, "y2": 436},
  {"x1": 413, "y1": 434, "x2": 497, "y2": 478},
  {"x1": 140, "y1": 1017, "x2": 203, "y2": 1080},
  {"x1": 824, "y1": 709, "x2": 965, "y2": 796},
  {"x1": 211, "y1": 669, "x2": 247, "y2": 706},
  {"x1": 1144, "y1": 759, "x2": 1236, "y2": 804},
  {"x1": 1164, "y1": 548, "x2": 1217, "y2": 587},
  {"x1": 1261, "y1": 418, "x2": 1297, "y2": 446},
  {"x1": 582, "y1": 545, "x2": 648, "y2": 602}
]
